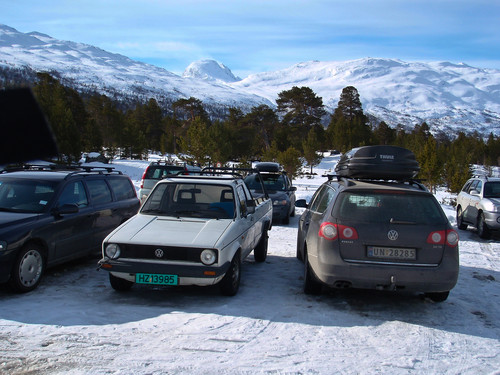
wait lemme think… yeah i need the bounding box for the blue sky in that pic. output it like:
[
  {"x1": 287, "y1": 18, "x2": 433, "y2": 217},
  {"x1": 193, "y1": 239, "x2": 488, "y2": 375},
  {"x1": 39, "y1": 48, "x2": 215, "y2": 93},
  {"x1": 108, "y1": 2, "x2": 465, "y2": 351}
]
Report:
[{"x1": 2, "y1": 0, "x2": 499, "y2": 77}]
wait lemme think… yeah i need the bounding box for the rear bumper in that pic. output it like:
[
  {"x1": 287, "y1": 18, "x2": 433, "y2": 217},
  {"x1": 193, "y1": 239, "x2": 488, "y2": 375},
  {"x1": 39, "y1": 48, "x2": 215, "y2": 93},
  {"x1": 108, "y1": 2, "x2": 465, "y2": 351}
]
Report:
[
  {"x1": 310, "y1": 253, "x2": 459, "y2": 293},
  {"x1": 98, "y1": 258, "x2": 231, "y2": 286}
]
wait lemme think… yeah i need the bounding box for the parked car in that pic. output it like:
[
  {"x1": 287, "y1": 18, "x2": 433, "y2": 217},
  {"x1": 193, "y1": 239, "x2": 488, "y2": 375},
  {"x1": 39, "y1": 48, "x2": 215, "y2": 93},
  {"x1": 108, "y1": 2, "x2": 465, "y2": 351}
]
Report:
[
  {"x1": 98, "y1": 168, "x2": 273, "y2": 296},
  {"x1": 245, "y1": 162, "x2": 296, "y2": 224},
  {"x1": 138, "y1": 161, "x2": 201, "y2": 202},
  {"x1": 456, "y1": 175, "x2": 500, "y2": 238},
  {"x1": 0, "y1": 165, "x2": 140, "y2": 292},
  {"x1": 296, "y1": 146, "x2": 459, "y2": 302}
]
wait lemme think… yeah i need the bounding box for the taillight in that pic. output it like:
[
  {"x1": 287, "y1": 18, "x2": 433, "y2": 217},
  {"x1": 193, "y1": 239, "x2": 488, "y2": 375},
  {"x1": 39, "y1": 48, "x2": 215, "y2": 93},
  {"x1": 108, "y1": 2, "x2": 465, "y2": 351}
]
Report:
[
  {"x1": 319, "y1": 222, "x2": 358, "y2": 240},
  {"x1": 427, "y1": 230, "x2": 459, "y2": 247},
  {"x1": 140, "y1": 168, "x2": 148, "y2": 189}
]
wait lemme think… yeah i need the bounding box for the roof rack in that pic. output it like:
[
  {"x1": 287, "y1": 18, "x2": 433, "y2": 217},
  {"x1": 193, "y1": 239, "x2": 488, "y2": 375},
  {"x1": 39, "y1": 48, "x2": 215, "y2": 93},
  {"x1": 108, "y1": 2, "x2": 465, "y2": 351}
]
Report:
[
  {"x1": 323, "y1": 173, "x2": 428, "y2": 191},
  {"x1": 0, "y1": 163, "x2": 121, "y2": 178},
  {"x1": 164, "y1": 167, "x2": 270, "y2": 199}
]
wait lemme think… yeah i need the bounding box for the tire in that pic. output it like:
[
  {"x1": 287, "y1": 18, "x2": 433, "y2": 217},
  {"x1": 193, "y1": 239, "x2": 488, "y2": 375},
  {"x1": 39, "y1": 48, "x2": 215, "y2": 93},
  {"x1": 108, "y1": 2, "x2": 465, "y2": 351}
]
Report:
[
  {"x1": 425, "y1": 291, "x2": 449, "y2": 302},
  {"x1": 109, "y1": 273, "x2": 134, "y2": 291},
  {"x1": 220, "y1": 251, "x2": 241, "y2": 296},
  {"x1": 303, "y1": 250, "x2": 322, "y2": 295},
  {"x1": 456, "y1": 207, "x2": 467, "y2": 230},
  {"x1": 254, "y1": 230, "x2": 268, "y2": 262},
  {"x1": 477, "y1": 212, "x2": 491, "y2": 239},
  {"x1": 9, "y1": 244, "x2": 45, "y2": 293}
]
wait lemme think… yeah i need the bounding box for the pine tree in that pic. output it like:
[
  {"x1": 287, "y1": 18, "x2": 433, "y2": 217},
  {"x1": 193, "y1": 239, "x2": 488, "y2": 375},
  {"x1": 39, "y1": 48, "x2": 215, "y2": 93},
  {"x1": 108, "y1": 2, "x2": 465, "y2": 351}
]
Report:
[{"x1": 302, "y1": 128, "x2": 322, "y2": 174}]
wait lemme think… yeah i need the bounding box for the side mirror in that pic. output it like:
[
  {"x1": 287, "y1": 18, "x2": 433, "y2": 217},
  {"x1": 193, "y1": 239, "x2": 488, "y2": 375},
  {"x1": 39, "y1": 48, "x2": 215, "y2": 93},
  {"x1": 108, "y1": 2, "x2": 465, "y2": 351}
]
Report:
[
  {"x1": 289, "y1": 186, "x2": 297, "y2": 192},
  {"x1": 295, "y1": 199, "x2": 308, "y2": 208},
  {"x1": 470, "y1": 189, "x2": 480, "y2": 196},
  {"x1": 246, "y1": 205, "x2": 256, "y2": 214},
  {"x1": 52, "y1": 203, "x2": 79, "y2": 216}
]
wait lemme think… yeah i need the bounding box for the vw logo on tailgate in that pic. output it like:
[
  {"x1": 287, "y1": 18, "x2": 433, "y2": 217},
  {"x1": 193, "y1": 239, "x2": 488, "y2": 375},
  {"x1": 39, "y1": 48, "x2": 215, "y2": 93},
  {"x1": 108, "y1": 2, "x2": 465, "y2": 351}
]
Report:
[
  {"x1": 154, "y1": 248, "x2": 164, "y2": 258},
  {"x1": 387, "y1": 230, "x2": 399, "y2": 241}
]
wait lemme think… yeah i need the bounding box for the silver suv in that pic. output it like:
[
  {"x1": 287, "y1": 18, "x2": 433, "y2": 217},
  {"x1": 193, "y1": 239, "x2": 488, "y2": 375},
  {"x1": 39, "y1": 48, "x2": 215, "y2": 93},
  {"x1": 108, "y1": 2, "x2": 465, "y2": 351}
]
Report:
[{"x1": 456, "y1": 176, "x2": 500, "y2": 238}]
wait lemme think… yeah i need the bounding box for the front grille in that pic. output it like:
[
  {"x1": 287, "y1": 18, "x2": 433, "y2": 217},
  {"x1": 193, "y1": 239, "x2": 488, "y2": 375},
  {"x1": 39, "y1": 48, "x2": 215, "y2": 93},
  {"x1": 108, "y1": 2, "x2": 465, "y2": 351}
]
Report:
[{"x1": 119, "y1": 244, "x2": 213, "y2": 263}]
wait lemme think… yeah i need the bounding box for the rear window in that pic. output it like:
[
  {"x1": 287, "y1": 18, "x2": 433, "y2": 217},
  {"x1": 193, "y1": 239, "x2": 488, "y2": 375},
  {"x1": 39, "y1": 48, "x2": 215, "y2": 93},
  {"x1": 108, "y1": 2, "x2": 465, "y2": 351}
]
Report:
[
  {"x1": 107, "y1": 177, "x2": 137, "y2": 200},
  {"x1": 145, "y1": 166, "x2": 184, "y2": 179},
  {"x1": 334, "y1": 190, "x2": 446, "y2": 225}
]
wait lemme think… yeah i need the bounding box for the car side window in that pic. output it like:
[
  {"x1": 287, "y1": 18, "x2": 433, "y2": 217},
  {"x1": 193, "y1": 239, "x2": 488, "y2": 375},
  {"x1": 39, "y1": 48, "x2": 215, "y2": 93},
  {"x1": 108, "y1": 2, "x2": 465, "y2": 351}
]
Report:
[
  {"x1": 468, "y1": 180, "x2": 479, "y2": 193},
  {"x1": 475, "y1": 181, "x2": 483, "y2": 194},
  {"x1": 58, "y1": 181, "x2": 88, "y2": 207},
  {"x1": 316, "y1": 187, "x2": 336, "y2": 213},
  {"x1": 86, "y1": 179, "x2": 113, "y2": 205},
  {"x1": 461, "y1": 180, "x2": 472, "y2": 192},
  {"x1": 108, "y1": 177, "x2": 136, "y2": 201},
  {"x1": 309, "y1": 185, "x2": 336, "y2": 213},
  {"x1": 236, "y1": 185, "x2": 249, "y2": 217}
]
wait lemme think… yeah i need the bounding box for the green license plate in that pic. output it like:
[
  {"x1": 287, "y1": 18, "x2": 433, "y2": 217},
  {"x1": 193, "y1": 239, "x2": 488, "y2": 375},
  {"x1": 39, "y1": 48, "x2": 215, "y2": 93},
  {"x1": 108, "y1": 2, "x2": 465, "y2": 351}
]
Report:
[{"x1": 135, "y1": 273, "x2": 178, "y2": 285}]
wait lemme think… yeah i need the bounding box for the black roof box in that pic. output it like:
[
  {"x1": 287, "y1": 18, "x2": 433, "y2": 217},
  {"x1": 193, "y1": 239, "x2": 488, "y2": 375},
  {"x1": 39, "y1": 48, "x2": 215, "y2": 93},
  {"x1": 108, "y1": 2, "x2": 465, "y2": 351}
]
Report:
[
  {"x1": 335, "y1": 145, "x2": 420, "y2": 179},
  {"x1": 254, "y1": 162, "x2": 281, "y2": 173}
]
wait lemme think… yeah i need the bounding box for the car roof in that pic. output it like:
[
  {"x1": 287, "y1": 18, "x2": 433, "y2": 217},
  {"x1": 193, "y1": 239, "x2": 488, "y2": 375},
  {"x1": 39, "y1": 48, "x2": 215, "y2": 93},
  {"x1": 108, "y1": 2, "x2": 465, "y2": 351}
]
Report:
[
  {"x1": 162, "y1": 175, "x2": 240, "y2": 186},
  {"x1": 0, "y1": 165, "x2": 124, "y2": 182}
]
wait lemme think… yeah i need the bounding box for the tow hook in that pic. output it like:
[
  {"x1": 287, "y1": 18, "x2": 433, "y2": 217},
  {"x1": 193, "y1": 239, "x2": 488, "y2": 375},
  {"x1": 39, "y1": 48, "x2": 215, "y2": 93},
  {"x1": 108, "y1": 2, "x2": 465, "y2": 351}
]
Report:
[{"x1": 388, "y1": 275, "x2": 396, "y2": 291}]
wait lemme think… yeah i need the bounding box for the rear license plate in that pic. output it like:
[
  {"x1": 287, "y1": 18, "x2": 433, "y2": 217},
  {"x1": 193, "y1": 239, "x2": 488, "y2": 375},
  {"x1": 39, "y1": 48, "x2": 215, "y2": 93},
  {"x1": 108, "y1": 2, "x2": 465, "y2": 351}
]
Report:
[
  {"x1": 135, "y1": 273, "x2": 178, "y2": 285},
  {"x1": 367, "y1": 246, "x2": 416, "y2": 260}
]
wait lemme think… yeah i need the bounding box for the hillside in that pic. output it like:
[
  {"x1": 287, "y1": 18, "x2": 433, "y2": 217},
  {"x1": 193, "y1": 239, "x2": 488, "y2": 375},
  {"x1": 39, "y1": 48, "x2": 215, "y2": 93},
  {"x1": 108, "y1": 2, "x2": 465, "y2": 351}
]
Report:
[{"x1": 1, "y1": 24, "x2": 500, "y2": 135}]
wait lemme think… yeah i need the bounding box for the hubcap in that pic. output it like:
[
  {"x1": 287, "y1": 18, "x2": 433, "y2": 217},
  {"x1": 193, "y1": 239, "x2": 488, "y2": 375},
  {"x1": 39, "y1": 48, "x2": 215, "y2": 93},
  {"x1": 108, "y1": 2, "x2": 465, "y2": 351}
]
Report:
[{"x1": 19, "y1": 250, "x2": 42, "y2": 287}]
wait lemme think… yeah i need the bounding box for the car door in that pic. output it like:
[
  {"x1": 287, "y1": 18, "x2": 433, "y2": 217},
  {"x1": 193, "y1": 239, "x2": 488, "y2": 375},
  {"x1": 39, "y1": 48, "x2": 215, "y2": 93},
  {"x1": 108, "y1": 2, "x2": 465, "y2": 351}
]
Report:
[
  {"x1": 463, "y1": 180, "x2": 480, "y2": 223},
  {"x1": 51, "y1": 180, "x2": 95, "y2": 262},
  {"x1": 85, "y1": 178, "x2": 124, "y2": 249},
  {"x1": 235, "y1": 184, "x2": 255, "y2": 257}
]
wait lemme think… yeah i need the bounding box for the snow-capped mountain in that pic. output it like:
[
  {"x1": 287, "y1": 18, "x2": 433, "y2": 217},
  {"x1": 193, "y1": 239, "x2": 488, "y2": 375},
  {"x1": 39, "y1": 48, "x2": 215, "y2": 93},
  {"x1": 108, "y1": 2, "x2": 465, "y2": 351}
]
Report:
[
  {"x1": 183, "y1": 60, "x2": 240, "y2": 83},
  {"x1": 1, "y1": 24, "x2": 500, "y2": 135}
]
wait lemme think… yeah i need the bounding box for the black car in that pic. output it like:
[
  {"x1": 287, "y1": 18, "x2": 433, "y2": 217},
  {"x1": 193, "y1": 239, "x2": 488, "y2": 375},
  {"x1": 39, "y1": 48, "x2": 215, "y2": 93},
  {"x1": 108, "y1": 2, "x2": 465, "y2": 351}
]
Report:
[
  {"x1": 245, "y1": 162, "x2": 296, "y2": 224},
  {"x1": 0, "y1": 165, "x2": 140, "y2": 292},
  {"x1": 296, "y1": 146, "x2": 459, "y2": 302}
]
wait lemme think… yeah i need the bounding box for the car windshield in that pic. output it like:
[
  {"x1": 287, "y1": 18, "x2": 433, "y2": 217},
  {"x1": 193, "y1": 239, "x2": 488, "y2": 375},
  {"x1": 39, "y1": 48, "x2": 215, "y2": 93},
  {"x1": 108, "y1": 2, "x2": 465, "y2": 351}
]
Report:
[
  {"x1": 245, "y1": 174, "x2": 285, "y2": 191},
  {"x1": 0, "y1": 178, "x2": 57, "y2": 213},
  {"x1": 141, "y1": 183, "x2": 235, "y2": 219},
  {"x1": 483, "y1": 181, "x2": 500, "y2": 198},
  {"x1": 335, "y1": 190, "x2": 447, "y2": 225}
]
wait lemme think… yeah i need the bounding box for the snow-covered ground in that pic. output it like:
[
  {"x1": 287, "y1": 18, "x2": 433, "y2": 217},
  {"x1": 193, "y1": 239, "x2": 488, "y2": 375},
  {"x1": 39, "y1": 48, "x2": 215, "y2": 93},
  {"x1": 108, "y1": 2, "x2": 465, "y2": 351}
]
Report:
[{"x1": 1, "y1": 156, "x2": 499, "y2": 374}]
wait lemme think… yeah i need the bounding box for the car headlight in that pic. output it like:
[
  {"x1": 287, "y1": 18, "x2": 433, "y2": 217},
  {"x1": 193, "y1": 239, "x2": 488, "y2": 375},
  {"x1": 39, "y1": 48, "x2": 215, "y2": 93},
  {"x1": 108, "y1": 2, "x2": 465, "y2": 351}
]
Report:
[
  {"x1": 0, "y1": 241, "x2": 7, "y2": 251},
  {"x1": 105, "y1": 243, "x2": 121, "y2": 259},
  {"x1": 200, "y1": 249, "x2": 217, "y2": 265},
  {"x1": 273, "y1": 199, "x2": 288, "y2": 206},
  {"x1": 482, "y1": 200, "x2": 500, "y2": 212}
]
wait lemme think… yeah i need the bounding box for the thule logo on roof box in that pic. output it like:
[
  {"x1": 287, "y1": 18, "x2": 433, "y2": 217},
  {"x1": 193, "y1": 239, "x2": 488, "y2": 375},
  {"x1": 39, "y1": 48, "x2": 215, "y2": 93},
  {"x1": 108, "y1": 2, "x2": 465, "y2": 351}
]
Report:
[{"x1": 379, "y1": 154, "x2": 395, "y2": 160}]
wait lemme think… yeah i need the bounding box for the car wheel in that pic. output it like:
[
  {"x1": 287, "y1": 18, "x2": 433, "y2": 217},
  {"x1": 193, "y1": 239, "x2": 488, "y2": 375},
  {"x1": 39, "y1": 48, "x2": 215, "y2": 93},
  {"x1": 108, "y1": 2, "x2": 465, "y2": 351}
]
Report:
[
  {"x1": 425, "y1": 291, "x2": 449, "y2": 302},
  {"x1": 109, "y1": 273, "x2": 134, "y2": 291},
  {"x1": 290, "y1": 207, "x2": 295, "y2": 217},
  {"x1": 254, "y1": 230, "x2": 268, "y2": 262},
  {"x1": 296, "y1": 241, "x2": 304, "y2": 262},
  {"x1": 477, "y1": 213, "x2": 491, "y2": 239},
  {"x1": 220, "y1": 251, "x2": 241, "y2": 296},
  {"x1": 9, "y1": 244, "x2": 45, "y2": 293},
  {"x1": 456, "y1": 207, "x2": 467, "y2": 230},
  {"x1": 303, "y1": 250, "x2": 322, "y2": 295}
]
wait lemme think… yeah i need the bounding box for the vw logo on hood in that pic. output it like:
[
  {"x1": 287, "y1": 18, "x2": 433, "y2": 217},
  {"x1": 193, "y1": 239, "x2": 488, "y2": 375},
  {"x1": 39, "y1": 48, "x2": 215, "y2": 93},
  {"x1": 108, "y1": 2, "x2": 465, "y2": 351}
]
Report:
[
  {"x1": 387, "y1": 230, "x2": 399, "y2": 241},
  {"x1": 155, "y1": 248, "x2": 164, "y2": 258}
]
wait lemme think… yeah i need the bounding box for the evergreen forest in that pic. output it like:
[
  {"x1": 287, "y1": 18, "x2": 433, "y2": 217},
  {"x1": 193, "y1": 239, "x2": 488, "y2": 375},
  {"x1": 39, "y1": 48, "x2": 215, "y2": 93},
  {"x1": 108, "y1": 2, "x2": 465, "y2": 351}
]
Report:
[{"x1": 4, "y1": 72, "x2": 500, "y2": 193}]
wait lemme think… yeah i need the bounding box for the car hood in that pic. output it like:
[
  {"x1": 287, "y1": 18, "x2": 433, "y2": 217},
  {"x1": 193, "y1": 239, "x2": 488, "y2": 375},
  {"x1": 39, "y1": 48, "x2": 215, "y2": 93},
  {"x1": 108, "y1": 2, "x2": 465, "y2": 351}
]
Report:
[
  {"x1": 0, "y1": 212, "x2": 39, "y2": 230},
  {"x1": 106, "y1": 214, "x2": 232, "y2": 248}
]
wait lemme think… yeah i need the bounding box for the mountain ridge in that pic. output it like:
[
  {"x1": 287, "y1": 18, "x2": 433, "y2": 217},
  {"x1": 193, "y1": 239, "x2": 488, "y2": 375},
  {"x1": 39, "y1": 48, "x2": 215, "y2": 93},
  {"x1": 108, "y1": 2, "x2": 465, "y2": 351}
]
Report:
[{"x1": 1, "y1": 24, "x2": 499, "y2": 136}]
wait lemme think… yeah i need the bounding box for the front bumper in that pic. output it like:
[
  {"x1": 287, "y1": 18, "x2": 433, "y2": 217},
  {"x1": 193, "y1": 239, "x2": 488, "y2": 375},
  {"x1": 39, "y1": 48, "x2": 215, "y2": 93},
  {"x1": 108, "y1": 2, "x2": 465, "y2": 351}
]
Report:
[
  {"x1": 483, "y1": 211, "x2": 500, "y2": 230},
  {"x1": 98, "y1": 258, "x2": 231, "y2": 286},
  {"x1": 272, "y1": 203, "x2": 290, "y2": 220}
]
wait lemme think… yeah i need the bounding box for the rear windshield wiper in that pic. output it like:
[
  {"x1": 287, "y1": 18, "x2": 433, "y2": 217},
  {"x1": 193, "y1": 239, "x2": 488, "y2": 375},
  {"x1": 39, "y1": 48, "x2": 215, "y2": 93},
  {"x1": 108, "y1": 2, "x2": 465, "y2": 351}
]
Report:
[{"x1": 390, "y1": 218, "x2": 416, "y2": 225}]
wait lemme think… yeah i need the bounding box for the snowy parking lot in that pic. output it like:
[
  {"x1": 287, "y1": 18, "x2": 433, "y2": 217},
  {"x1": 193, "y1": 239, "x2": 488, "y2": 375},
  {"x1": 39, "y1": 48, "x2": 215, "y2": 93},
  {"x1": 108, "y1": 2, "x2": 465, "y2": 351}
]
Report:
[{"x1": 1, "y1": 157, "x2": 499, "y2": 374}]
